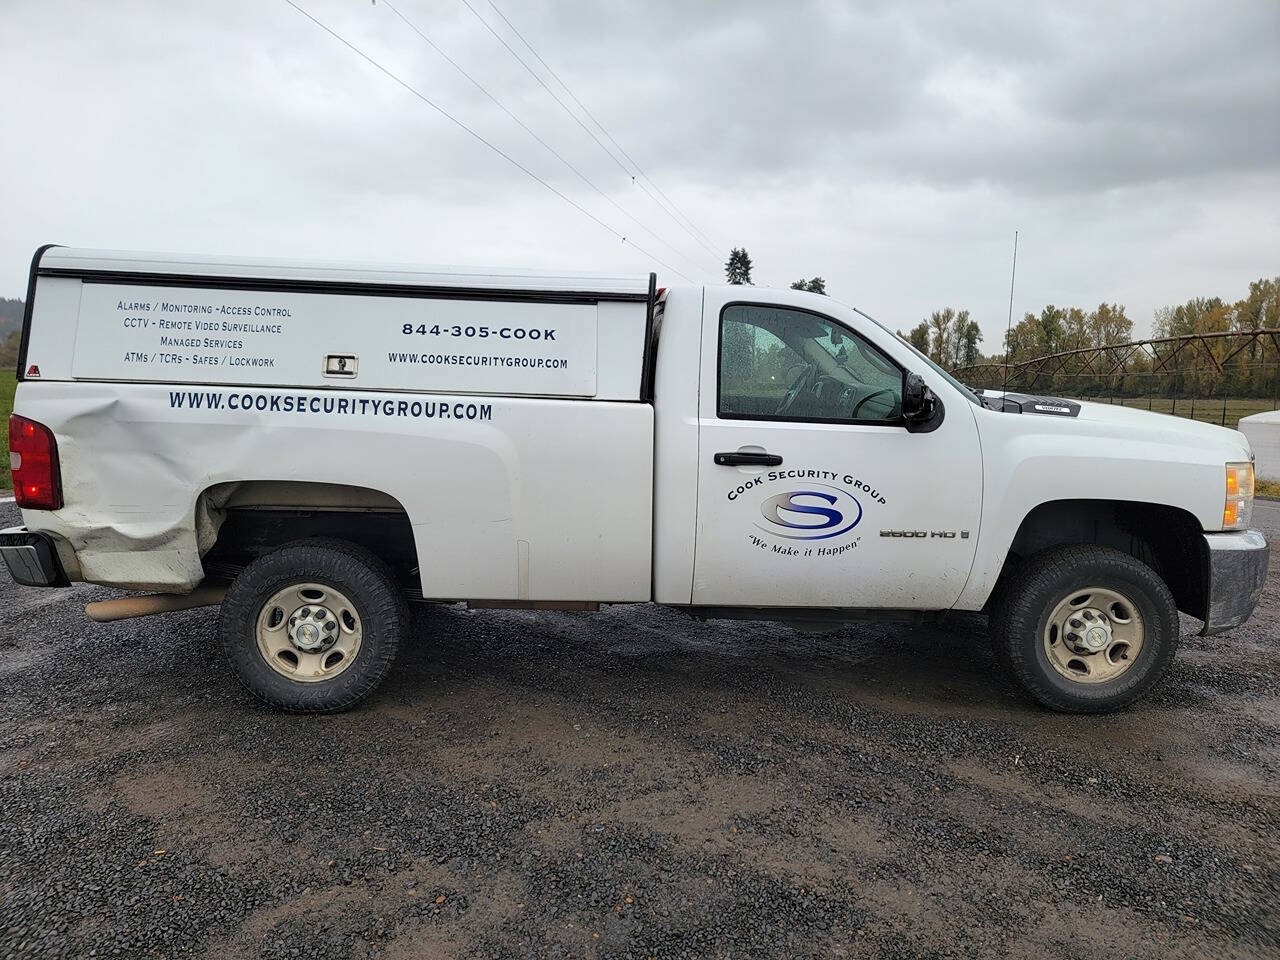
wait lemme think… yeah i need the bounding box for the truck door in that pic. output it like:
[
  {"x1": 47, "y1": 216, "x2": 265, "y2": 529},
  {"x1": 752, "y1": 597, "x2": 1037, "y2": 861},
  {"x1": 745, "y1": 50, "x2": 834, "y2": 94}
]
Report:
[{"x1": 691, "y1": 292, "x2": 982, "y2": 609}]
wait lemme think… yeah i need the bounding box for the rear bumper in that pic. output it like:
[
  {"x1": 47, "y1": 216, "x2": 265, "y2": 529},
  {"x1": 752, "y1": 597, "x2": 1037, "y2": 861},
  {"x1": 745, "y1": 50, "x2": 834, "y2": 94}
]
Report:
[
  {"x1": 0, "y1": 526, "x2": 69, "y2": 587},
  {"x1": 1201, "y1": 530, "x2": 1269, "y2": 635}
]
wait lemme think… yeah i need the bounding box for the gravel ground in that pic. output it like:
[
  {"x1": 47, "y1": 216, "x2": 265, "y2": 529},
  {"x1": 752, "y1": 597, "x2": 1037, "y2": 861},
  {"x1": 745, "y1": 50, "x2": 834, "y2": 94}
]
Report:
[{"x1": 2, "y1": 498, "x2": 1277, "y2": 959}]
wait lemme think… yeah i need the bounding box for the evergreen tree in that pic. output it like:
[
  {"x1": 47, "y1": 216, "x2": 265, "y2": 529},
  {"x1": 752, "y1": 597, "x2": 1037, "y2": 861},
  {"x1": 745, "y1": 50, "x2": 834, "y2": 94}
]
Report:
[
  {"x1": 725, "y1": 248, "x2": 753, "y2": 285},
  {"x1": 789, "y1": 277, "x2": 827, "y2": 295}
]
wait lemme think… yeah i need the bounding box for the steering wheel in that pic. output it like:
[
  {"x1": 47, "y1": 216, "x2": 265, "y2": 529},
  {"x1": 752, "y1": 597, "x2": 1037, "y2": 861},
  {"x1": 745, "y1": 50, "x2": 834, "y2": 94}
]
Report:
[
  {"x1": 775, "y1": 364, "x2": 817, "y2": 416},
  {"x1": 852, "y1": 388, "x2": 897, "y2": 420}
]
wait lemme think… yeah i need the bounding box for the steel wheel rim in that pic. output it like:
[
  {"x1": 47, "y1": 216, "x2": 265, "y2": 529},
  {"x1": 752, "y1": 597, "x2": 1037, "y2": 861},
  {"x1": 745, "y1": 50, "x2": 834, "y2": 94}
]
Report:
[
  {"x1": 1043, "y1": 585, "x2": 1144, "y2": 684},
  {"x1": 255, "y1": 582, "x2": 363, "y2": 683}
]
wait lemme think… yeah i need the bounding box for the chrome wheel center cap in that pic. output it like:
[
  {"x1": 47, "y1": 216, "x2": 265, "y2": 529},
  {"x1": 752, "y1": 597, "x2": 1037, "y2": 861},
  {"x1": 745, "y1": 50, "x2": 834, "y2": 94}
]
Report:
[
  {"x1": 289, "y1": 605, "x2": 336, "y2": 652},
  {"x1": 1083, "y1": 625, "x2": 1110, "y2": 651},
  {"x1": 1064, "y1": 607, "x2": 1113, "y2": 653}
]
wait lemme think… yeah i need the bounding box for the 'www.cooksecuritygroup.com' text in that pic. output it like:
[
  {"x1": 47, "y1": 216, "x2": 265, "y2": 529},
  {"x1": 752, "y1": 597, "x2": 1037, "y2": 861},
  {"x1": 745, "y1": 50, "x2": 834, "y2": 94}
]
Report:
[{"x1": 168, "y1": 390, "x2": 493, "y2": 421}]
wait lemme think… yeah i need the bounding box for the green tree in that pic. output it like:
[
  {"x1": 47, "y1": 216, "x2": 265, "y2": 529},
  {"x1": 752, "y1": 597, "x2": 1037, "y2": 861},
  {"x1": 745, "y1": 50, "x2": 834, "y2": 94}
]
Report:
[
  {"x1": 725, "y1": 248, "x2": 753, "y2": 285},
  {"x1": 789, "y1": 277, "x2": 827, "y2": 295},
  {"x1": 1234, "y1": 277, "x2": 1279, "y2": 331},
  {"x1": 1153, "y1": 296, "x2": 1227, "y2": 338},
  {"x1": 1035, "y1": 306, "x2": 1067, "y2": 354},
  {"x1": 928, "y1": 308, "x2": 955, "y2": 363},
  {"x1": 1063, "y1": 306, "x2": 1089, "y2": 351},
  {"x1": 1088, "y1": 302, "x2": 1132, "y2": 348},
  {"x1": 1006, "y1": 305, "x2": 1067, "y2": 360},
  {"x1": 903, "y1": 321, "x2": 930, "y2": 354},
  {"x1": 1230, "y1": 278, "x2": 1280, "y2": 396},
  {"x1": 952, "y1": 311, "x2": 983, "y2": 366}
]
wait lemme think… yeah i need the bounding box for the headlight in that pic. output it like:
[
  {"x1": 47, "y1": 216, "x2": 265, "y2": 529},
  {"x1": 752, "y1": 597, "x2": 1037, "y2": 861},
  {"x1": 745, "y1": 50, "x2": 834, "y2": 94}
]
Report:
[{"x1": 1223, "y1": 461, "x2": 1254, "y2": 529}]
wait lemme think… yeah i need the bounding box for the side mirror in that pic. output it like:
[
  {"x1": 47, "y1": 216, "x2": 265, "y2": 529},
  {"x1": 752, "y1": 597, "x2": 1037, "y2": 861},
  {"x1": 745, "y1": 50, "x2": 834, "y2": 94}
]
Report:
[
  {"x1": 902, "y1": 372, "x2": 943, "y2": 432},
  {"x1": 902, "y1": 372, "x2": 933, "y2": 420}
]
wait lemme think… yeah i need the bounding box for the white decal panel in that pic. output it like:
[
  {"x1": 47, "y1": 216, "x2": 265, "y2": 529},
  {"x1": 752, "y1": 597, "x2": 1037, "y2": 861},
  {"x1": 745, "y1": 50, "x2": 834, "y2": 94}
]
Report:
[{"x1": 71, "y1": 283, "x2": 599, "y2": 397}]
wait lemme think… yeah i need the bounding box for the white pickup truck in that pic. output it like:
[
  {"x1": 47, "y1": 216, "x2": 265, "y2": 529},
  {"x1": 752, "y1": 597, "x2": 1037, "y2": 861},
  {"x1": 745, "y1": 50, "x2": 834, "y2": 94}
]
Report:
[{"x1": 4, "y1": 247, "x2": 1269, "y2": 714}]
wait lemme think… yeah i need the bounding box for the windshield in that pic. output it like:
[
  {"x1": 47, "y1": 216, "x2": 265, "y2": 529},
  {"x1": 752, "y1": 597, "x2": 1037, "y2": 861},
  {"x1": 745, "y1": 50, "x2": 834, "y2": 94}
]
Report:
[{"x1": 850, "y1": 305, "x2": 984, "y2": 406}]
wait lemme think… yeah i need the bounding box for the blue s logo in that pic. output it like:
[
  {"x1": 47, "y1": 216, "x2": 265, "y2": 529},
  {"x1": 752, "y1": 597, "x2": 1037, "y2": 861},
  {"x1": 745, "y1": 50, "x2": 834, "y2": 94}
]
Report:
[{"x1": 758, "y1": 486, "x2": 863, "y2": 540}]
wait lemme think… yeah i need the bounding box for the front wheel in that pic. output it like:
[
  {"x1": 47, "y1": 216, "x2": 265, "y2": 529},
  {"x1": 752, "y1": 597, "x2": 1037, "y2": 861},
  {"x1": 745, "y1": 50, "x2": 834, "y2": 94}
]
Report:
[
  {"x1": 219, "y1": 539, "x2": 407, "y2": 713},
  {"x1": 990, "y1": 545, "x2": 1180, "y2": 713}
]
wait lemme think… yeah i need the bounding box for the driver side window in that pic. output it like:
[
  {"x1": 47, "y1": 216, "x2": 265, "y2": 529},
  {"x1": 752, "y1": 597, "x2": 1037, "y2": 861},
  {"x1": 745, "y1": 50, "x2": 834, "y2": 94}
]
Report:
[{"x1": 718, "y1": 304, "x2": 903, "y2": 422}]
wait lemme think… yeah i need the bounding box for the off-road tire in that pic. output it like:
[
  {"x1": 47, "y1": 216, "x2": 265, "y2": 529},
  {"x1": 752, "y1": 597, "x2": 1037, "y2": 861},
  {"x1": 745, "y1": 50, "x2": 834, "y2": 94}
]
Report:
[
  {"x1": 219, "y1": 538, "x2": 407, "y2": 713},
  {"x1": 990, "y1": 544, "x2": 1179, "y2": 713}
]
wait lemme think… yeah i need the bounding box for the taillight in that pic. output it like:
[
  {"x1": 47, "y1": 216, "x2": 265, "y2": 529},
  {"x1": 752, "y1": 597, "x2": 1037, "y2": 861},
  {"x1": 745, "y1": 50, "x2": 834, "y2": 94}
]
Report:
[{"x1": 10, "y1": 415, "x2": 62, "y2": 510}]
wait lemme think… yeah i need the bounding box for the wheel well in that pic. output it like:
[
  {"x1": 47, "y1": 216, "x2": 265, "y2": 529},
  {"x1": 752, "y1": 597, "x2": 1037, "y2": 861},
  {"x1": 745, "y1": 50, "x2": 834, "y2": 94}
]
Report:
[
  {"x1": 197, "y1": 481, "x2": 418, "y2": 586},
  {"x1": 996, "y1": 500, "x2": 1208, "y2": 620}
]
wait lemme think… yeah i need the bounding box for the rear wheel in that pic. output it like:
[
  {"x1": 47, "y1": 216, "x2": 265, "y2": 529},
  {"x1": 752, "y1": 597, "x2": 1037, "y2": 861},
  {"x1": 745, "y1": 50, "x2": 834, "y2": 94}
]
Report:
[
  {"x1": 219, "y1": 539, "x2": 407, "y2": 712},
  {"x1": 990, "y1": 545, "x2": 1179, "y2": 713}
]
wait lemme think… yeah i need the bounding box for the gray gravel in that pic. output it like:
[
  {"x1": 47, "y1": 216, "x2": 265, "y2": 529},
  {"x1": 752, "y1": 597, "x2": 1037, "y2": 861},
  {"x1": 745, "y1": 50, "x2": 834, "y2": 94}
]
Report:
[{"x1": 2, "y1": 498, "x2": 1278, "y2": 959}]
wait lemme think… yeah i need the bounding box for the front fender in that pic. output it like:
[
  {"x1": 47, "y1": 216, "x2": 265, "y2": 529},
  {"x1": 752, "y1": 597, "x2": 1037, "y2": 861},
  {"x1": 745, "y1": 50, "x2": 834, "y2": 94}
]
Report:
[{"x1": 956, "y1": 407, "x2": 1240, "y2": 610}]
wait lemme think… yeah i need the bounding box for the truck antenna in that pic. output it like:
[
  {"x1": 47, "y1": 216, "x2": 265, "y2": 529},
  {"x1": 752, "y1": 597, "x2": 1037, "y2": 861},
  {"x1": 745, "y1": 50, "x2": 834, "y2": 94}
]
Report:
[{"x1": 1001, "y1": 229, "x2": 1019, "y2": 396}]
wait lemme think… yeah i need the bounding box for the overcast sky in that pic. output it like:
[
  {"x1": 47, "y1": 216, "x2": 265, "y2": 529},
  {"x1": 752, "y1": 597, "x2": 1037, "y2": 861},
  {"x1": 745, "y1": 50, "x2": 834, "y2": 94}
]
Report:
[{"x1": 3, "y1": 0, "x2": 1278, "y2": 344}]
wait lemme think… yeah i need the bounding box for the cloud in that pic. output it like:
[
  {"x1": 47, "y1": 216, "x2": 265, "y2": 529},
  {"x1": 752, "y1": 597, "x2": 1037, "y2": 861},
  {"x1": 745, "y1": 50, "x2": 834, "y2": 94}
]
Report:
[{"x1": 1, "y1": 0, "x2": 1277, "y2": 344}]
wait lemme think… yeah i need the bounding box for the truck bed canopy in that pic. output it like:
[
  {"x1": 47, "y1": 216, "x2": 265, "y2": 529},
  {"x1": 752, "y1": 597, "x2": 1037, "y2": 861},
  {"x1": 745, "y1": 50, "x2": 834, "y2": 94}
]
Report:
[{"x1": 35, "y1": 247, "x2": 654, "y2": 301}]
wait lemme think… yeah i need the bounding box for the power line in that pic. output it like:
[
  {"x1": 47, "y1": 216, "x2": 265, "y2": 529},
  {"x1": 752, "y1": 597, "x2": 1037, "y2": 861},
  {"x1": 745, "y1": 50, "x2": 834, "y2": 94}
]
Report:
[
  {"x1": 280, "y1": 0, "x2": 693, "y2": 283},
  {"x1": 379, "y1": 0, "x2": 710, "y2": 279},
  {"x1": 483, "y1": 0, "x2": 722, "y2": 254},
  {"x1": 453, "y1": 0, "x2": 628, "y2": 176},
  {"x1": 479, "y1": 0, "x2": 723, "y2": 258},
  {"x1": 455, "y1": 0, "x2": 723, "y2": 262}
]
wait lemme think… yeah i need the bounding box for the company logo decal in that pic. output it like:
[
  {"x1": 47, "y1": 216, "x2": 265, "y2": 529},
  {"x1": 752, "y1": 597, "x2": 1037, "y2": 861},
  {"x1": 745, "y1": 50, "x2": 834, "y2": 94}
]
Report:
[
  {"x1": 26, "y1": 364, "x2": 40, "y2": 378},
  {"x1": 758, "y1": 486, "x2": 862, "y2": 540},
  {"x1": 724, "y1": 467, "x2": 886, "y2": 560}
]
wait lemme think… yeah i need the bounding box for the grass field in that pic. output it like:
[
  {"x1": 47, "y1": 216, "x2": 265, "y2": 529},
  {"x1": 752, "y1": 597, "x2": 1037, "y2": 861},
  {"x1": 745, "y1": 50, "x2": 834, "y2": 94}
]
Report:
[{"x1": 1, "y1": 371, "x2": 14, "y2": 490}]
